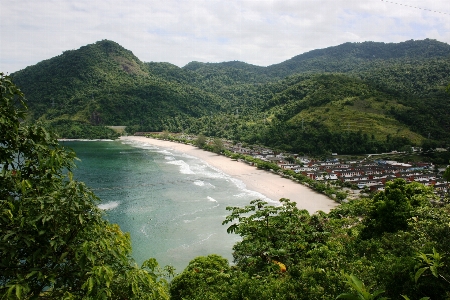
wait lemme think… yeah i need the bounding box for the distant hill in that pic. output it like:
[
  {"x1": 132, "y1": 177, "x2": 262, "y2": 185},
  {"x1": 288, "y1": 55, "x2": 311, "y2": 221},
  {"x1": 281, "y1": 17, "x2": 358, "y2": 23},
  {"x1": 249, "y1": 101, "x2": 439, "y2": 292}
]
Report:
[
  {"x1": 10, "y1": 39, "x2": 450, "y2": 153},
  {"x1": 265, "y1": 39, "x2": 450, "y2": 77},
  {"x1": 179, "y1": 39, "x2": 450, "y2": 83}
]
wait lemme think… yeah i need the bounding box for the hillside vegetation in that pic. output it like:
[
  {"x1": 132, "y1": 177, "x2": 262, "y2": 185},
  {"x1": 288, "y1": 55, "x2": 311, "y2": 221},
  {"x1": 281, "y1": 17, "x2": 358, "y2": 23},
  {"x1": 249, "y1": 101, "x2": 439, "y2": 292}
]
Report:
[
  {"x1": 12, "y1": 40, "x2": 226, "y2": 138},
  {"x1": 10, "y1": 38, "x2": 450, "y2": 153}
]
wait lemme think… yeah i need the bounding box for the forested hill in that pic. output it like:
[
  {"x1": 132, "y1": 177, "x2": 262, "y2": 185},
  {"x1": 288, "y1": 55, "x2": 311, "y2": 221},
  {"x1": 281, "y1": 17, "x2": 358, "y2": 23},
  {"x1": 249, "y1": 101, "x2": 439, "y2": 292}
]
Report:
[
  {"x1": 10, "y1": 39, "x2": 450, "y2": 153},
  {"x1": 180, "y1": 39, "x2": 450, "y2": 81},
  {"x1": 264, "y1": 39, "x2": 450, "y2": 77},
  {"x1": 11, "y1": 40, "x2": 227, "y2": 138}
]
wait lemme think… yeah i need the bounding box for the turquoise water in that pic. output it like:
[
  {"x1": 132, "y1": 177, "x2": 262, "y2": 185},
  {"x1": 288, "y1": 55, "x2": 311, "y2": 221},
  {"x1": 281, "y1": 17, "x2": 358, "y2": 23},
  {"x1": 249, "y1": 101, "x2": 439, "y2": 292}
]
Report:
[{"x1": 64, "y1": 140, "x2": 269, "y2": 272}]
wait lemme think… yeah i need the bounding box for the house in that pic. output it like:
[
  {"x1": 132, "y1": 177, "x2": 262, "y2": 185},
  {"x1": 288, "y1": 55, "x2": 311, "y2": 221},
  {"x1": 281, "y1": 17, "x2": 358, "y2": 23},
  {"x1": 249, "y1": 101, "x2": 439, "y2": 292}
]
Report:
[
  {"x1": 370, "y1": 185, "x2": 385, "y2": 192},
  {"x1": 280, "y1": 164, "x2": 299, "y2": 170}
]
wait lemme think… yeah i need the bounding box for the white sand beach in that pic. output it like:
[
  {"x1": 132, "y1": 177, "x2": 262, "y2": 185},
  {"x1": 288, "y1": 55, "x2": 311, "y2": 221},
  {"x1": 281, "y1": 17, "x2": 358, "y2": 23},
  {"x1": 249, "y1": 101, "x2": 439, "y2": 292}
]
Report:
[{"x1": 120, "y1": 136, "x2": 338, "y2": 214}]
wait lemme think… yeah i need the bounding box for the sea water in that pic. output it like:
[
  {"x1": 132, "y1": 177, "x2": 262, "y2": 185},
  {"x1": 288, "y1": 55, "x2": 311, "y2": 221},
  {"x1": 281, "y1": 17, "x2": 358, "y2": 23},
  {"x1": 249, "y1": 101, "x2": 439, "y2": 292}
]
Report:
[{"x1": 63, "y1": 140, "x2": 271, "y2": 273}]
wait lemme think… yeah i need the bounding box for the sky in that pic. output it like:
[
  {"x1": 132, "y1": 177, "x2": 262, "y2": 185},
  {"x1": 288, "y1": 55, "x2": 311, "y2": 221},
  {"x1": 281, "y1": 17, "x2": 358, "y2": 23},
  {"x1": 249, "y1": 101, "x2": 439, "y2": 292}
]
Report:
[{"x1": 1, "y1": 0, "x2": 449, "y2": 74}]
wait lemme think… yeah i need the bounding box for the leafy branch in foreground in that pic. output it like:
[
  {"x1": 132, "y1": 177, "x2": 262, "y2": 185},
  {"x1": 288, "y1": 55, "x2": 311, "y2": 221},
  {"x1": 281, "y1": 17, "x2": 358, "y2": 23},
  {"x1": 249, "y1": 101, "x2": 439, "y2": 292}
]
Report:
[
  {"x1": 399, "y1": 248, "x2": 448, "y2": 300},
  {"x1": 414, "y1": 248, "x2": 450, "y2": 286},
  {"x1": 336, "y1": 274, "x2": 387, "y2": 300},
  {"x1": 0, "y1": 73, "x2": 169, "y2": 299}
]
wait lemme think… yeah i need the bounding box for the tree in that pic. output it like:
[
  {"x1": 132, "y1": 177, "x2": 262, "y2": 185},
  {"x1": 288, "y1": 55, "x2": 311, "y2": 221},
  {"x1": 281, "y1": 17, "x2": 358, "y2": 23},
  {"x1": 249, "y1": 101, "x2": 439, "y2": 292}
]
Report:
[
  {"x1": 360, "y1": 179, "x2": 434, "y2": 239},
  {"x1": 212, "y1": 137, "x2": 224, "y2": 153},
  {"x1": 195, "y1": 134, "x2": 207, "y2": 148},
  {"x1": 170, "y1": 255, "x2": 236, "y2": 300},
  {"x1": 443, "y1": 162, "x2": 450, "y2": 183},
  {"x1": 285, "y1": 156, "x2": 295, "y2": 164},
  {"x1": 0, "y1": 73, "x2": 169, "y2": 299},
  {"x1": 161, "y1": 130, "x2": 170, "y2": 140},
  {"x1": 222, "y1": 198, "x2": 318, "y2": 274}
]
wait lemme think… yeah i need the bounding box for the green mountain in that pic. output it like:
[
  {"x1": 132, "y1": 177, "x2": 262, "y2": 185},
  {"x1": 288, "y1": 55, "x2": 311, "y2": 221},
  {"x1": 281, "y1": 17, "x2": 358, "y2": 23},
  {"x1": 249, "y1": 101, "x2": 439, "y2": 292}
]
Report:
[
  {"x1": 181, "y1": 39, "x2": 450, "y2": 153},
  {"x1": 265, "y1": 39, "x2": 450, "y2": 77},
  {"x1": 11, "y1": 40, "x2": 227, "y2": 138},
  {"x1": 10, "y1": 39, "x2": 450, "y2": 153}
]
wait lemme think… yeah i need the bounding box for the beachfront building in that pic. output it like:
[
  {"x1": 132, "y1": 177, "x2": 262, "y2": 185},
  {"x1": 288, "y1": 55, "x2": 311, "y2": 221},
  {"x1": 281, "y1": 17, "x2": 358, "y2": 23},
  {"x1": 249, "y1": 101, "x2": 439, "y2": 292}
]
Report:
[{"x1": 222, "y1": 139, "x2": 445, "y2": 194}]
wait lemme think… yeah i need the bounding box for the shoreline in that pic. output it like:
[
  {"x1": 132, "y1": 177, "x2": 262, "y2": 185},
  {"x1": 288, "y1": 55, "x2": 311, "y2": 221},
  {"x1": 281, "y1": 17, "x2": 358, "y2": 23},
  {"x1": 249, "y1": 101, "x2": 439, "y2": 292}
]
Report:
[
  {"x1": 120, "y1": 136, "x2": 338, "y2": 214},
  {"x1": 58, "y1": 139, "x2": 115, "y2": 142}
]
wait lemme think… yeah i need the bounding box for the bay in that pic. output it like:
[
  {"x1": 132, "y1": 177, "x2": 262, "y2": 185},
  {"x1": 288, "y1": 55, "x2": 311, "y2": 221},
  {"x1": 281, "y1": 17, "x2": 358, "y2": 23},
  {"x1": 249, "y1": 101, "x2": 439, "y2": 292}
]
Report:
[{"x1": 63, "y1": 140, "x2": 268, "y2": 272}]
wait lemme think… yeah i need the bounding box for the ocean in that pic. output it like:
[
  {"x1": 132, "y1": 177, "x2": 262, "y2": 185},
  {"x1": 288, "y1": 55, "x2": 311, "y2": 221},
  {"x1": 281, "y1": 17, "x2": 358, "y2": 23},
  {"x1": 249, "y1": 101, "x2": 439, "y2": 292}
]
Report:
[{"x1": 64, "y1": 140, "x2": 271, "y2": 273}]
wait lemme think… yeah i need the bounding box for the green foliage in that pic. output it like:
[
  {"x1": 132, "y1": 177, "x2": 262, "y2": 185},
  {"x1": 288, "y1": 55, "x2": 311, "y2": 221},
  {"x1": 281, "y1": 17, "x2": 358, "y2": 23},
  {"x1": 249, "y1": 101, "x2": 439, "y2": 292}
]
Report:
[
  {"x1": 336, "y1": 274, "x2": 387, "y2": 300},
  {"x1": 195, "y1": 134, "x2": 207, "y2": 148},
  {"x1": 414, "y1": 248, "x2": 445, "y2": 283},
  {"x1": 397, "y1": 248, "x2": 450, "y2": 300},
  {"x1": 212, "y1": 137, "x2": 224, "y2": 153},
  {"x1": 360, "y1": 179, "x2": 434, "y2": 239},
  {"x1": 336, "y1": 191, "x2": 348, "y2": 202},
  {"x1": 170, "y1": 253, "x2": 309, "y2": 300},
  {"x1": 169, "y1": 255, "x2": 237, "y2": 300},
  {"x1": 0, "y1": 73, "x2": 169, "y2": 299},
  {"x1": 46, "y1": 119, "x2": 120, "y2": 139},
  {"x1": 401, "y1": 296, "x2": 430, "y2": 300},
  {"x1": 223, "y1": 198, "x2": 331, "y2": 275},
  {"x1": 443, "y1": 162, "x2": 450, "y2": 182}
]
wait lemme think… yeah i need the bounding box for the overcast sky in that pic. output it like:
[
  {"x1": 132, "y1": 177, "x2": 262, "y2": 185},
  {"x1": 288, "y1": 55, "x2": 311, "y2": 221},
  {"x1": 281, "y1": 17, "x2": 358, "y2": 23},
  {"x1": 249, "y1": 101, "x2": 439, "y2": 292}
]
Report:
[{"x1": 1, "y1": 0, "x2": 449, "y2": 74}]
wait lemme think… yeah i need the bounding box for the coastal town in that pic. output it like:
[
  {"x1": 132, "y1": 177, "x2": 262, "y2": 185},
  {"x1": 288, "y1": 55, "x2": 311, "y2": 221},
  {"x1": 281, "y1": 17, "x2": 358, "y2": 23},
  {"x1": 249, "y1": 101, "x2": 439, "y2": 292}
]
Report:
[
  {"x1": 141, "y1": 132, "x2": 449, "y2": 201},
  {"x1": 225, "y1": 141, "x2": 449, "y2": 199}
]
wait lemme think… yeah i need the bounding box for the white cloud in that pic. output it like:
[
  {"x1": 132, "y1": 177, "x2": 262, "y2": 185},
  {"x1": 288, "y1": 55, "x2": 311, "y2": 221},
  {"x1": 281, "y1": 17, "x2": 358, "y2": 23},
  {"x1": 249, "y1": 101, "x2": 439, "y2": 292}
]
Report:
[{"x1": 1, "y1": 0, "x2": 449, "y2": 73}]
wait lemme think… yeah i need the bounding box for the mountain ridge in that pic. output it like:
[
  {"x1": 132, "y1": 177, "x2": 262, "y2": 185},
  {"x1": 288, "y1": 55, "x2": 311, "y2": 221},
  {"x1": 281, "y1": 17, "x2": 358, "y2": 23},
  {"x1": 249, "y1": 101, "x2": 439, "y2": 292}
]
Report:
[{"x1": 9, "y1": 38, "x2": 450, "y2": 153}]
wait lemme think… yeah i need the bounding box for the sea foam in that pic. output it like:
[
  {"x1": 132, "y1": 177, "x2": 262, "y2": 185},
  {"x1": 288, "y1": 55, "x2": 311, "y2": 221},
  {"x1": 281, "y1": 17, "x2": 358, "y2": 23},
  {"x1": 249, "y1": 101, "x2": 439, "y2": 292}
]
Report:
[
  {"x1": 207, "y1": 196, "x2": 218, "y2": 202},
  {"x1": 122, "y1": 140, "x2": 159, "y2": 150},
  {"x1": 166, "y1": 160, "x2": 195, "y2": 174},
  {"x1": 193, "y1": 180, "x2": 205, "y2": 186},
  {"x1": 98, "y1": 201, "x2": 120, "y2": 210},
  {"x1": 229, "y1": 177, "x2": 278, "y2": 205},
  {"x1": 193, "y1": 180, "x2": 215, "y2": 189}
]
